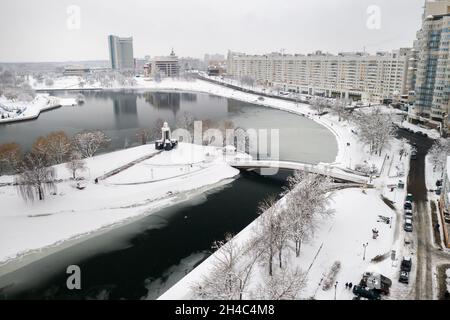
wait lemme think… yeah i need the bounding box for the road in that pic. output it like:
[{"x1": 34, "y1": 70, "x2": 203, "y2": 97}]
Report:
[{"x1": 396, "y1": 129, "x2": 448, "y2": 300}]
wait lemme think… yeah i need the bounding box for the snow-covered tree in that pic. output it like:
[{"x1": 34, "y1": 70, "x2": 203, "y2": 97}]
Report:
[
  {"x1": 240, "y1": 75, "x2": 255, "y2": 87},
  {"x1": 192, "y1": 234, "x2": 257, "y2": 300},
  {"x1": 285, "y1": 171, "x2": 333, "y2": 257},
  {"x1": 354, "y1": 107, "x2": 395, "y2": 155},
  {"x1": 15, "y1": 152, "x2": 56, "y2": 202},
  {"x1": 253, "y1": 265, "x2": 307, "y2": 300},
  {"x1": 72, "y1": 130, "x2": 111, "y2": 158},
  {"x1": 309, "y1": 97, "x2": 328, "y2": 115},
  {"x1": 252, "y1": 196, "x2": 280, "y2": 276},
  {"x1": 329, "y1": 98, "x2": 350, "y2": 121},
  {"x1": 45, "y1": 78, "x2": 54, "y2": 87},
  {"x1": 66, "y1": 152, "x2": 86, "y2": 179},
  {"x1": 176, "y1": 111, "x2": 195, "y2": 140},
  {"x1": 429, "y1": 138, "x2": 450, "y2": 172}
]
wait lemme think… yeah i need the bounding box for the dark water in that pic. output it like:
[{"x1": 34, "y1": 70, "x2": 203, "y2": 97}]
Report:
[
  {"x1": 0, "y1": 172, "x2": 289, "y2": 300},
  {"x1": 0, "y1": 91, "x2": 337, "y2": 300}
]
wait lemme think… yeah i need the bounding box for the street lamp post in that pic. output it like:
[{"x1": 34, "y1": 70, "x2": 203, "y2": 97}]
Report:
[
  {"x1": 334, "y1": 281, "x2": 338, "y2": 300},
  {"x1": 363, "y1": 242, "x2": 368, "y2": 260}
]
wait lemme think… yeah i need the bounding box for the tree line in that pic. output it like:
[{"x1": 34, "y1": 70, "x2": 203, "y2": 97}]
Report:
[
  {"x1": 192, "y1": 171, "x2": 334, "y2": 300},
  {"x1": 0, "y1": 130, "x2": 111, "y2": 202}
]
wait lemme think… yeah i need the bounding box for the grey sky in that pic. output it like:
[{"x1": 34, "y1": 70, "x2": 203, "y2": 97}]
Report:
[{"x1": 0, "y1": 0, "x2": 424, "y2": 62}]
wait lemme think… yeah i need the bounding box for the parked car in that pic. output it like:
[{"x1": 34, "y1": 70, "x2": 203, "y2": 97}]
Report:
[
  {"x1": 444, "y1": 213, "x2": 450, "y2": 224},
  {"x1": 352, "y1": 285, "x2": 381, "y2": 300},
  {"x1": 399, "y1": 271, "x2": 410, "y2": 284},
  {"x1": 435, "y1": 187, "x2": 442, "y2": 196},
  {"x1": 405, "y1": 209, "x2": 413, "y2": 219},
  {"x1": 404, "y1": 201, "x2": 413, "y2": 210},
  {"x1": 436, "y1": 179, "x2": 443, "y2": 187},
  {"x1": 401, "y1": 256, "x2": 412, "y2": 272},
  {"x1": 406, "y1": 193, "x2": 414, "y2": 202},
  {"x1": 404, "y1": 218, "x2": 413, "y2": 232},
  {"x1": 359, "y1": 272, "x2": 392, "y2": 295},
  {"x1": 411, "y1": 151, "x2": 417, "y2": 160}
]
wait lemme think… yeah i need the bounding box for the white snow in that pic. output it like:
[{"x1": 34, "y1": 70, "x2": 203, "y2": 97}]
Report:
[
  {"x1": 2, "y1": 76, "x2": 415, "y2": 300},
  {"x1": 0, "y1": 94, "x2": 77, "y2": 124},
  {"x1": 395, "y1": 120, "x2": 441, "y2": 140},
  {"x1": 145, "y1": 78, "x2": 414, "y2": 300},
  {"x1": 0, "y1": 143, "x2": 240, "y2": 265},
  {"x1": 446, "y1": 268, "x2": 450, "y2": 293}
]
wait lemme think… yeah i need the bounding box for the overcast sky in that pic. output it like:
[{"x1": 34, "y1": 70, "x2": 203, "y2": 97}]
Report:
[{"x1": 0, "y1": 0, "x2": 424, "y2": 62}]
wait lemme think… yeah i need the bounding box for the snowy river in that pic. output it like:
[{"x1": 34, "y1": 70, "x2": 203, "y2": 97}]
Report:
[{"x1": 0, "y1": 91, "x2": 337, "y2": 299}]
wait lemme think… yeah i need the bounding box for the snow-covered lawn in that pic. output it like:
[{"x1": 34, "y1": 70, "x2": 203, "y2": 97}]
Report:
[
  {"x1": 0, "y1": 94, "x2": 76, "y2": 124},
  {"x1": 0, "y1": 143, "x2": 240, "y2": 265}
]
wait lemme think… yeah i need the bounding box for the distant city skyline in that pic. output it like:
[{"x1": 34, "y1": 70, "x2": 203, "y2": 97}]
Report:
[{"x1": 0, "y1": 0, "x2": 424, "y2": 63}]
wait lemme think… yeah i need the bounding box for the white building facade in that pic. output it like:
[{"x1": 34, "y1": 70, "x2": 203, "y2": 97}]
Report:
[
  {"x1": 227, "y1": 49, "x2": 413, "y2": 103},
  {"x1": 146, "y1": 50, "x2": 180, "y2": 78}
]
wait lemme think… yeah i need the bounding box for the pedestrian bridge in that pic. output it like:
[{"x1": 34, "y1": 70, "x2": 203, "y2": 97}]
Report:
[{"x1": 228, "y1": 159, "x2": 370, "y2": 184}]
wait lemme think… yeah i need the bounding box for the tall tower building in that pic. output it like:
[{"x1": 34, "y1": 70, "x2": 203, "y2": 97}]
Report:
[
  {"x1": 108, "y1": 35, "x2": 135, "y2": 71},
  {"x1": 411, "y1": 0, "x2": 450, "y2": 130}
]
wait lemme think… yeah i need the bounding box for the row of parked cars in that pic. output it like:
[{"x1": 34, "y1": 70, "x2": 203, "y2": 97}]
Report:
[
  {"x1": 399, "y1": 126, "x2": 429, "y2": 138},
  {"x1": 404, "y1": 193, "x2": 414, "y2": 232},
  {"x1": 400, "y1": 193, "x2": 414, "y2": 285}
]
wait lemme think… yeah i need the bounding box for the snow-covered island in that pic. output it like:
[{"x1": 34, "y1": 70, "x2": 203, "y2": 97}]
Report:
[{"x1": 0, "y1": 94, "x2": 77, "y2": 124}]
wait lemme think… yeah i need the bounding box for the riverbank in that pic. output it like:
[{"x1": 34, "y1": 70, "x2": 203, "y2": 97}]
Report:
[
  {"x1": 147, "y1": 79, "x2": 414, "y2": 300},
  {"x1": 0, "y1": 143, "x2": 242, "y2": 269}
]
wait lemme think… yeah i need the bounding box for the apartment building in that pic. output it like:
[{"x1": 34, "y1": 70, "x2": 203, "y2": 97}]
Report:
[
  {"x1": 409, "y1": 0, "x2": 450, "y2": 130},
  {"x1": 227, "y1": 49, "x2": 412, "y2": 103}
]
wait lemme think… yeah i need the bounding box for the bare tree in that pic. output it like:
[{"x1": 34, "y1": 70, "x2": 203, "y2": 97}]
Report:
[
  {"x1": 136, "y1": 128, "x2": 151, "y2": 145},
  {"x1": 429, "y1": 138, "x2": 450, "y2": 172},
  {"x1": 44, "y1": 78, "x2": 54, "y2": 87},
  {"x1": 192, "y1": 234, "x2": 257, "y2": 300},
  {"x1": 32, "y1": 131, "x2": 71, "y2": 165},
  {"x1": 151, "y1": 118, "x2": 165, "y2": 141},
  {"x1": 253, "y1": 195, "x2": 279, "y2": 276},
  {"x1": 330, "y1": 98, "x2": 350, "y2": 121},
  {"x1": 66, "y1": 152, "x2": 86, "y2": 179},
  {"x1": 15, "y1": 152, "x2": 56, "y2": 202},
  {"x1": 72, "y1": 130, "x2": 111, "y2": 158},
  {"x1": 240, "y1": 75, "x2": 255, "y2": 87},
  {"x1": 309, "y1": 97, "x2": 328, "y2": 115},
  {"x1": 0, "y1": 142, "x2": 21, "y2": 174},
  {"x1": 285, "y1": 171, "x2": 333, "y2": 257},
  {"x1": 253, "y1": 265, "x2": 307, "y2": 300},
  {"x1": 46, "y1": 131, "x2": 71, "y2": 164},
  {"x1": 176, "y1": 111, "x2": 195, "y2": 141}
]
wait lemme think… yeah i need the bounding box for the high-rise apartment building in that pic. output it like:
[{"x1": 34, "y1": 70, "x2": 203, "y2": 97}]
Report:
[
  {"x1": 409, "y1": 0, "x2": 450, "y2": 129},
  {"x1": 227, "y1": 49, "x2": 412, "y2": 103},
  {"x1": 108, "y1": 35, "x2": 135, "y2": 71}
]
